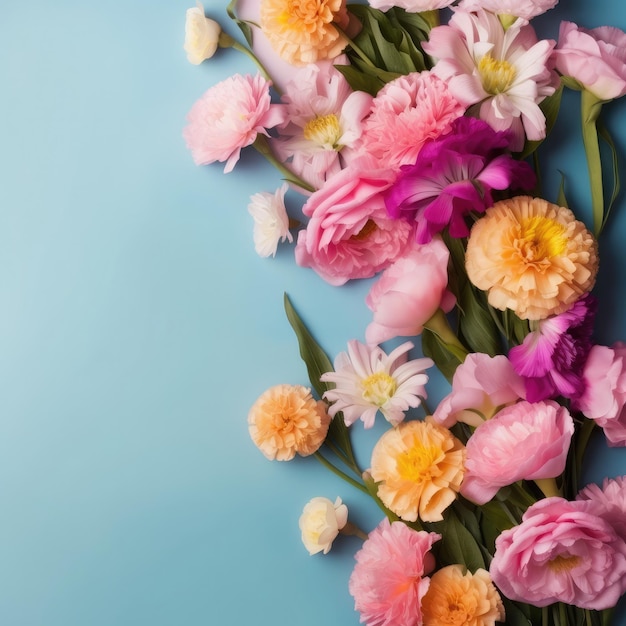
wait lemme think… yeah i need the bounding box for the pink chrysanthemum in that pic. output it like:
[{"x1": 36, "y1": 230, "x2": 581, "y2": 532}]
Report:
[
  {"x1": 423, "y1": 9, "x2": 557, "y2": 150},
  {"x1": 349, "y1": 518, "x2": 440, "y2": 626},
  {"x1": 321, "y1": 340, "x2": 433, "y2": 428},
  {"x1": 183, "y1": 73, "x2": 285, "y2": 173},
  {"x1": 355, "y1": 71, "x2": 465, "y2": 172},
  {"x1": 273, "y1": 62, "x2": 373, "y2": 189},
  {"x1": 578, "y1": 476, "x2": 626, "y2": 543},
  {"x1": 509, "y1": 294, "x2": 597, "y2": 402}
]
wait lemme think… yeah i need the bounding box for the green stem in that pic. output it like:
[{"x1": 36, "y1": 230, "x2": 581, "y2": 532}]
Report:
[
  {"x1": 423, "y1": 308, "x2": 469, "y2": 363},
  {"x1": 218, "y1": 32, "x2": 277, "y2": 89},
  {"x1": 324, "y1": 440, "x2": 362, "y2": 478},
  {"x1": 542, "y1": 606, "x2": 549, "y2": 626},
  {"x1": 313, "y1": 452, "x2": 369, "y2": 495},
  {"x1": 332, "y1": 22, "x2": 377, "y2": 70},
  {"x1": 341, "y1": 521, "x2": 369, "y2": 541},
  {"x1": 534, "y1": 477, "x2": 562, "y2": 499},
  {"x1": 253, "y1": 136, "x2": 316, "y2": 193}
]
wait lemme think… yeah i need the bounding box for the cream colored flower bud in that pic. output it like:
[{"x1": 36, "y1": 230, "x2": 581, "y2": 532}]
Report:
[
  {"x1": 184, "y1": 3, "x2": 221, "y2": 65},
  {"x1": 299, "y1": 497, "x2": 348, "y2": 555}
]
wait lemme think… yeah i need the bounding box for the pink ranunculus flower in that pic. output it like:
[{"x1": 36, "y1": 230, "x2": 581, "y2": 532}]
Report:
[
  {"x1": 349, "y1": 518, "x2": 440, "y2": 626},
  {"x1": 183, "y1": 73, "x2": 285, "y2": 172},
  {"x1": 273, "y1": 61, "x2": 373, "y2": 189},
  {"x1": 432, "y1": 353, "x2": 525, "y2": 428},
  {"x1": 423, "y1": 9, "x2": 557, "y2": 150},
  {"x1": 578, "y1": 476, "x2": 626, "y2": 543},
  {"x1": 573, "y1": 342, "x2": 626, "y2": 446},
  {"x1": 294, "y1": 161, "x2": 414, "y2": 286},
  {"x1": 461, "y1": 400, "x2": 574, "y2": 504},
  {"x1": 457, "y1": 0, "x2": 558, "y2": 20},
  {"x1": 368, "y1": 0, "x2": 454, "y2": 11},
  {"x1": 490, "y1": 497, "x2": 626, "y2": 610},
  {"x1": 555, "y1": 21, "x2": 626, "y2": 101},
  {"x1": 364, "y1": 238, "x2": 455, "y2": 345}
]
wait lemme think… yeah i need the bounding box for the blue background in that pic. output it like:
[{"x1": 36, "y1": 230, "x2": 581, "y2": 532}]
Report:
[{"x1": 0, "y1": 1, "x2": 625, "y2": 624}]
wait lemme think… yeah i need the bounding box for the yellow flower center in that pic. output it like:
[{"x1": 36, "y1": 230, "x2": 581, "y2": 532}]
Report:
[
  {"x1": 478, "y1": 55, "x2": 517, "y2": 94},
  {"x1": 548, "y1": 553, "x2": 581, "y2": 574},
  {"x1": 396, "y1": 445, "x2": 440, "y2": 482},
  {"x1": 516, "y1": 215, "x2": 569, "y2": 262},
  {"x1": 362, "y1": 372, "x2": 397, "y2": 406},
  {"x1": 303, "y1": 113, "x2": 342, "y2": 148}
]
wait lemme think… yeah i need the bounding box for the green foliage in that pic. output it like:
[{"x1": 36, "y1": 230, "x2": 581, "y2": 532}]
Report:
[
  {"x1": 518, "y1": 83, "x2": 564, "y2": 159},
  {"x1": 226, "y1": 0, "x2": 254, "y2": 47},
  {"x1": 421, "y1": 328, "x2": 462, "y2": 382}
]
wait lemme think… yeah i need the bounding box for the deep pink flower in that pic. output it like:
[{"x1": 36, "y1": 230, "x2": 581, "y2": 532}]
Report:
[
  {"x1": 365, "y1": 238, "x2": 455, "y2": 345},
  {"x1": 555, "y1": 21, "x2": 626, "y2": 101},
  {"x1": 386, "y1": 117, "x2": 536, "y2": 243},
  {"x1": 355, "y1": 71, "x2": 465, "y2": 172},
  {"x1": 461, "y1": 400, "x2": 574, "y2": 504},
  {"x1": 348, "y1": 518, "x2": 440, "y2": 626},
  {"x1": 294, "y1": 161, "x2": 414, "y2": 286},
  {"x1": 424, "y1": 9, "x2": 557, "y2": 150},
  {"x1": 574, "y1": 342, "x2": 626, "y2": 446},
  {"x1": 509, "y1": 294, "x2": 597, "y2": 402},
  {"x1": 183, "y1": 73, "x2": 285, "y2": 173},
  {"x1": 432, "y1": 353, "x2": 526, "y2": 428},
  {"x1": 578, "y1": 476, "x2": 626, "y2": 543},
  {"x1": 490, "y1": 497, "x2": 626, "y2": 610}
]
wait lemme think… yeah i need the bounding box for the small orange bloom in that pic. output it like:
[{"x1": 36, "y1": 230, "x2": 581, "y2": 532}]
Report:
[
  {"x1": 248, "y1": 384, "x2": 330, "y2": 461},
  {"x1": 370, "y1": 419, "x2": 465, "y2": 522},
  {"x1": 260, "y1": 0, "x2": 349, "y2": 66},
  {"x1": 421, "y1": 565, "x2": 505, "y2": 626},
  {"x1": 466, "y1": 196, "x2": 598, "y2": 320}
]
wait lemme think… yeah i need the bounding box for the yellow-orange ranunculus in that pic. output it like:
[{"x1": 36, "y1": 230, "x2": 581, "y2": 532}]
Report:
[
  {"x1": 369, "y1": 419, "x2": 465, "y2": 522},
  {"x1": 248, "y1": 384, "x2": 330, "y2": 461},
  {"x1": 260, "y1": 0, "x2": 350, "y2": 66},
  {"x1": 421, "y1": 565, "x2": 505, "y2": 626},
  {"x1": 465, "y1": 196, "x2": 598, "y2": 320}
]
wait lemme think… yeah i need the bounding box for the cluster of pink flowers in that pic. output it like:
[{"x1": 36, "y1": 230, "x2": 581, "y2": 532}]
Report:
[{"x1": 183, "y1": 0, "x2": 626, "y2": 624}]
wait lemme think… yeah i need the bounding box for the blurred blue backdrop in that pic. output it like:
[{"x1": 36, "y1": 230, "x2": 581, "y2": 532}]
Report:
[{"x1": 0, "y1": 1, "x2": 625, "y2": 624}]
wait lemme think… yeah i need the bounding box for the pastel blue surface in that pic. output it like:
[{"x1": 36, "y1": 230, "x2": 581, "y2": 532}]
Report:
[{"x1": 0, "y1": 1, "x2": 625, "y2": 625}]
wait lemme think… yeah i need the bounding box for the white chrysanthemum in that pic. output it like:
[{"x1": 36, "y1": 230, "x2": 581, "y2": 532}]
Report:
[
  {"x1": 321, "y1": 340, "x2": 433, "y2": 428},
  {"x1": 247, "y1": 183, "x2": 293, "y2": 257}
]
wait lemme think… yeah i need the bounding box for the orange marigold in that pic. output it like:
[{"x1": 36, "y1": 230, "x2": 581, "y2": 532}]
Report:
[
  {"x1": 370, "y1": 419, "x2": 465, "y2": 522},
  {"x1": 421, "y1": 565, "x2": 505, "y2": 626},
  {"x1": 248, "y1": 384, "x2": 330, "y2": 461},
  {"x1": 465, "y1": 195, "x2": 598, "y2": 320},
  {"x1": 260, "y1": 0, "x2": 350, "y2": 66}
]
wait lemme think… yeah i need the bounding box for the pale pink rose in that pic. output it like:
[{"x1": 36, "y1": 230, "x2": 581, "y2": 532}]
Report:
[
  {"x1": 432, "y1": 353, "x2": 525, "y2": 428},
  {"x1": 461, "y1": 400, "x2": 574, "y2": 504},
  {"x1": 555, "y1": 21, "x2": 626, "y2": 101},
  {"x1": 578, "y1": 476, "x2": 626, "y2": 543},
  {"x1": 490, "y1": 497, "x2": 626, "y2": 610},
  {"x1": 574, "y1": 343, "x2": 626, "y2": 446},
  {"x1": 294, "y1": 163, "x2": 414, "y2": 286},
  {"x1": 457, "y1": 0, "x2": 558, "y2": 20},
  {"x1": 365, "y1": 239, "x2": 455, "y2": 345},
  {"x1": 369, "y1": 0, "x2": 454, "y2": 11},
  {"x1": 355, "y1": 71, "x2": 465, "y2": 172},
  {"x1": 349, "y1": 518, "x2": 440, "y2": 626},
  {"x1": 183, "y1": 73, "x2": 285, "y2": 173}
]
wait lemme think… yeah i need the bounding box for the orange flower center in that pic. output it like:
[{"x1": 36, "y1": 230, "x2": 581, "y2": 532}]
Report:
[
  {"x1": 396, "y1": 445, "x2": 441, "y2": 482},
  {"x1": 478, "y1": 55, "x2": 517, "y2": 94},
  {"x1": 548, "y1": 553, "x2": 581, "y2": 574},
  {"x1": 303, "y1": 113, "x2": 341, "y2": 148},
  {"x1": 277, "y1": 0, "x2": 334, "y2": 30},
  {"x1": 361, "y1": 371, "x2": 397, "y2": 406},
  {"x1": 515, "y1": 215, "x2": 568, "y2": 262}
]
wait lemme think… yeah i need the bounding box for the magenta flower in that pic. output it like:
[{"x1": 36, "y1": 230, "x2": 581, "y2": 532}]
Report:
[
  {"x1": 385, "y1": 117, "x2": 536, "y2": 244},
  {"x1": 461, "y1": 400, "x2": 574, "y2": 504},
  {"x1": 509, "y1": 294, "x2": 597, "y2": 402},
  {"x1": 348, "y1": 519, "x2": 440, "y2": 626},
  {"x1": 490, "y1": 497, "x2": 626, "y2": 610},
  {"x1": 574, "y1": 342, "x2": 626, "y2": 446},
  {"x1": 578, "y1": 476, "x2": 626, "y2": 543},
  {"x1": 183, "y1": 73, "x2": 285, "y2": 172}
]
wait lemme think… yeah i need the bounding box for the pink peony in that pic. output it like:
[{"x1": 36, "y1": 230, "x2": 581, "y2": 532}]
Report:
[
  {"x1": 355, "y1": 71, "x2": 465, "y2": 173},
  {"x1": 457, "y1": 0, "x2": 558, "y2": 20},
  {"x1": 294, "y1": 162, "x2": 414, "y2": 286},
  {"x1": 348, "y1": 518, "x2": 440, "y2": 626},
  {"x1": 578, "y1": 476, "x2": 626, "y2": 543},
  {"x1": 364, "y1": 238, "x2": 455, "y2": 345},
  {"x1": 432, "y1": 353, "x2": 525, "y2": 428},
  {"x1": 183, "y1": 73, "x2": 285, "y2": 173},
  {"x1": 461, "y1": 400, "x2": 574, "y2": 504},
  {"x1": 573, "y1": 343, "x2": 626, "y2": 446},
  {"x1": 490, "y1": 497, "x2": 626, "y2": 610},
  {"x1": 555, "y1": 22, "x2": 626, "y2": 101},
  {"x1": 273, "y1": 61, "x2": 373, "y2": 189},
  {"x1": 368, "y1": 0, "x2": 454, "y2": 10},
  {"x1": 424, "y1": 9, "x2": 557, "y2": 150}
]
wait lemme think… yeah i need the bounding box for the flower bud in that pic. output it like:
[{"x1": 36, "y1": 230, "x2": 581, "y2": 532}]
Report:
[
  {"x1": 299, "y1": 497, "x2": 348, "y2": 555},
  {"x1": 184, "y1": 3, "x2": 221, "y2": 65}
]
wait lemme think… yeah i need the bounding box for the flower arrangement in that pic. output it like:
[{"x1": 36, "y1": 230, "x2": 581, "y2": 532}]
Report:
[{"x1": 183, "y1": 0, "x2": 626, "y2": 624}]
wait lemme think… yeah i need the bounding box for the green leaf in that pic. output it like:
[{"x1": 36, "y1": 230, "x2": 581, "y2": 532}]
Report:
[
  {"x1": 518, "y1": 84, "x2": 563, "y2": 159},
  {"x1": 556, "y1": 171, "x2": 569, "y2": 208},
  {"x1": 597, "y1": 116, "x2": 621, "y2": 233},
  {"x1": 458, "y1": 283, "x2": 502, "y2": 356},
  {"x1": 432, "y1": 508, "x2": 486, "y2": 571},
  {"x1": 421, "y1": 328, "x2": 461, "y2": 382},
  {"x1": 226, "y1": 0, "x2": 254, "y2": 47},
  {"x1": 501, "y1": 598, "x2": 534, "y2": 626}
]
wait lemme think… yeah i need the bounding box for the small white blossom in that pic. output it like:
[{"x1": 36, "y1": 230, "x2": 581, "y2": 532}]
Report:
[
  {"x1": 247, "y1": 184, "x2": 293, "y2": 258},
  {"x1": 299, "y1": 497, "x2": 348, "y2": 555},
  {"x1": 184, "y1": 2, "x2": 221, "y2": 65}
]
